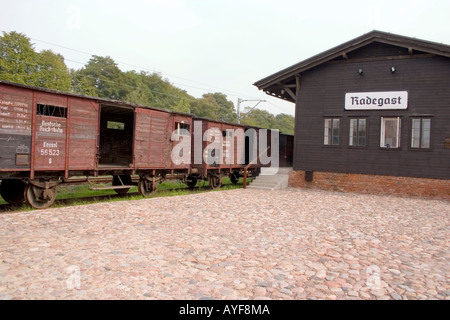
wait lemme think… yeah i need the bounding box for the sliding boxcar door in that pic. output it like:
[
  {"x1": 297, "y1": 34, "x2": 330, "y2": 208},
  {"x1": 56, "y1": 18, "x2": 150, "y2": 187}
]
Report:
[
  {"x1": 68, "y1": 98, "x2": 99, "y2": 171},
  {"x1": 134, "y1": 108, "x2": 152, "y2": 168}
]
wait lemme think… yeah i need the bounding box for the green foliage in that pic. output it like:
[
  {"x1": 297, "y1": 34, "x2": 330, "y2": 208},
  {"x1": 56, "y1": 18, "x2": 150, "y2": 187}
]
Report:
[
  {"x1": 0, "y1": 31, "x2": 39, "y2": 85},
  {"x1": 0, "y1": 31, "x2": 71, "y2": 91},
  {"x1": 240, "y1": 108, "x2": 276, "y2": 129},
  {"x1": 0, "y1": 31, "x2": 294, "y2": 132},
  {"x1": 188, "y1": 92, "x2": 237, "y2": 122},
  {"x1": 122, "y1": 70, "x2": 194, "y2": 113},
  {"x1": 240, "y1": 108, "x2": 294, "y2": 134},
  {"x1": 123, "y1": 70, "x2": 155, "y2": 106},
  {"x1": 190, "y1": 97, "x2": 218, "y2": 120},
  {"x1": 72, "y1": 55, "x2": 127, "y2": 100},
  {"x1": 36, "y1": 50, "x2": 72, "y2": 91},
  {"x1": 204, "y1": 92, "x2": 237, "y2": 123},
  {"x1": 275, "y1": 113, "x2": 295, "y2": 135}
]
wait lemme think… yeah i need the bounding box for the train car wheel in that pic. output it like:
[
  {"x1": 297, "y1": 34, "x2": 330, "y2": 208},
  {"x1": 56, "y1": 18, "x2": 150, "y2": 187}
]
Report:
[
  {"x1": 0, "y1": 179, "x2": 26, "y2": 205},
  {"x1": 186, "y1": 177, "x2": 197, "y2": 189},
  {"x1": 209, "y1": 175, "x2": 222, "y2": 189},
  {"x1": 24, "y1": 184, "x2": 57, "y2": 209},
  {"x1": 229, "y1": 172, "x2": 240, "y2": 185},
  {"x1": 113, "y1": 175, "x2": 131, "y2": 195},
  {"x1": 138, "y1": 178, "x2": 156, "y2": 197}
]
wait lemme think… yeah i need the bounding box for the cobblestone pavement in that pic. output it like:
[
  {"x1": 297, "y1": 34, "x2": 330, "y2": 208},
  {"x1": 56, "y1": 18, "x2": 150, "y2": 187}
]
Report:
[{"x1": 0, "y1": 188, "x2": 449, "y2": 300}]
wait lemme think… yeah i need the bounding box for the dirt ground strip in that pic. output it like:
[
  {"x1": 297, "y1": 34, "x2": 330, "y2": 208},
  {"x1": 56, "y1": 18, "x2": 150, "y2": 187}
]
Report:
[{"x1": 0, "y1": 188, "x2": 449, "y2": 300}]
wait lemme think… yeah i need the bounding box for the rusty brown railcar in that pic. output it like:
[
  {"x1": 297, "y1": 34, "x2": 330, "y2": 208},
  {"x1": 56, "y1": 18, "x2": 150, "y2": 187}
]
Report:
[
  {"x1": 0, "y1": 80, "x2": 287, "y2": 209},
  {"x1": 0, "y1": 80, "x2": 192, "y2": 208},
  {"x1": 186, "y1": 118, "x2": 280, "y2": 189},
  {"x1": 187, "y1": 118, "x2": 251, "y2": 189}
]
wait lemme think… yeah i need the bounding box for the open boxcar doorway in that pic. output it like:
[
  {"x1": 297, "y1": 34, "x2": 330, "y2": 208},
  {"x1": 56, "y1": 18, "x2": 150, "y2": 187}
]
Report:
[{"x1": 99, "y1": 105, "x2": 134, "y2": 167}]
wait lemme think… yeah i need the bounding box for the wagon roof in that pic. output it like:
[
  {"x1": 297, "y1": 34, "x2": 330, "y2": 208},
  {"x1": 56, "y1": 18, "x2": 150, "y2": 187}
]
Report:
[
  {"x1": 192, "y1": 116, "x2": 248, "y2": 128},
  {"x1": 0, "y1": 80, "x2": 293, "y2": 133},
  {"x1": 253, "y1": 30, "x2": 450, "y2": 101},
  {"x1": 0, "y1": 79, "x2": 193, "y2": 118}
]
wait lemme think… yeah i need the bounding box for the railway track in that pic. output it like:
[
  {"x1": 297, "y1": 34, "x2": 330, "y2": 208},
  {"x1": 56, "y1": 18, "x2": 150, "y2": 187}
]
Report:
[
  {"x1": 0, "y1": 179, "x2": 245, "y2": 213},
  {"x1": 0, "y1": 192, "x2": 140, "y2": 212}
]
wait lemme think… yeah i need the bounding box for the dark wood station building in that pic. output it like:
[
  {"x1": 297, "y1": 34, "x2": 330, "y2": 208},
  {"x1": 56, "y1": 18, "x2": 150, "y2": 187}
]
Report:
[{"x1": 254, "y1": 30, "x2": 450, "y2": 199}]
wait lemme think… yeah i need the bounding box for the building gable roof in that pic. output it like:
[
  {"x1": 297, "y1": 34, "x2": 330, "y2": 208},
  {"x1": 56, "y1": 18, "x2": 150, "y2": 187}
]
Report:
[{"x1": 254, "y1": 30, "x2": 450, "y2": 102}]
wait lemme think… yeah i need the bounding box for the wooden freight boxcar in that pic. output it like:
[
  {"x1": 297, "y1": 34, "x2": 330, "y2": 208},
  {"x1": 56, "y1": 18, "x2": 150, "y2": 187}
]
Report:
[
  {"x1": 0, "y1": 80, "x2": 191, "y2": 208},
  {"x1": 187, "y1": 118, "x2": 275, "y2": 189}
]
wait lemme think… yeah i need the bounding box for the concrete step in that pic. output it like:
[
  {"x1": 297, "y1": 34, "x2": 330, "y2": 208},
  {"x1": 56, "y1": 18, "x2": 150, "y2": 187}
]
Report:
[
  {"x1": 260, "y1": 167, "x2": 293, "y2": 175},
  {"x1": 255, "y1": 174, "x2": 289, "y2": 181},
  {"x1": 252, "y1": 176, "x2": 286, "y2": 182},
  {"x1": 247, "y1": 167, "x2": 292, "y2": 190},
  {"x1": 247, "y1": 185, "x2": 277, "y2": 190},
  {"x1": 249, "y1": 182, "x2": 280, "y2": 188}
]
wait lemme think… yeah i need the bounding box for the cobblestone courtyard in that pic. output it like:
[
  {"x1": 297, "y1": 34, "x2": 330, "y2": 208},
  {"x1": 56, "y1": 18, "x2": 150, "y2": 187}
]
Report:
[{"x1": 0, "y1": 188, "x2": 449, "y2": 300}]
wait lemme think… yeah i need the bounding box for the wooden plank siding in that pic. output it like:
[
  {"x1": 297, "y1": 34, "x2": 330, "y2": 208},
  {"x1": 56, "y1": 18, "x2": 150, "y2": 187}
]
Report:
[
  {"x1": 0, "y1": 84, "x2": 33, "y2": 170},
  {"x1": 190, "y1": 119, "x2": 248, "y2": 174},
  {"x1": 33, "y1": 114, "x2": 67, "y2": 171},
  {"x1": 68, "y1": 98, "x2": 98, "y2": 171},
  {"x1": 134, "y1": 108, "x2": 153, "y2": 168},
  {"x1": 170, "y1": 115, "x2": 192, "y2": 170},
  {"x1": 153, "y1": 111, "x2": 170, "y2": 168},
  {"x1": 0, "y1": 81, "x2": 197, "y2": 178},
  {"x1": 135, "y1": 109, "x2": 192, "y2": 170},
  {"x1": 294, "y1": 53, "x2": 450, "y2": 180},
  {"x1": 0, "y1": 83, "x2": 101, "y2": 174}
]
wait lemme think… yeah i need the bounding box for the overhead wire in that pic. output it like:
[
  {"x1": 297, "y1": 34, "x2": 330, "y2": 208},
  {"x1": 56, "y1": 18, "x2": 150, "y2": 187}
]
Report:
[
  {"x1": 1, "y1": 30, "x2": 294, "y2": 115},
  {"x1": 27, "y1": 35, "x2": 258, "y2": 100},
  {"x1": 27, "y1": 34, "x2": 293, "y2": 112},
  {"x1": 0, "y1": 55, "x2": 203, "y2": 102}
]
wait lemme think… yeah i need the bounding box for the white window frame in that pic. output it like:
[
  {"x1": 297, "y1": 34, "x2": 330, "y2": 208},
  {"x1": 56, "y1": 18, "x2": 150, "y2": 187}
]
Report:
[
  {"x1": 380, "y1": 117, "x2": 401, "y2": 148},
  {"x1": 324, "y1": 118, "x2": 340, "y2": 146},
  {"x1": 411, "y1": 118, "x2": 431, "y2": 149},
  {"x1": 349, "y1": 118, "x2": 367, "y2": 147}
]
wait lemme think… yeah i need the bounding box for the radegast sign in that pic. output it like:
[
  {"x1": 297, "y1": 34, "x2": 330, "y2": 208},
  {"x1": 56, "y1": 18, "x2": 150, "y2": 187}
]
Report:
[{"x1": 345, "y1": 91, "x2": 408, "y2": 110}]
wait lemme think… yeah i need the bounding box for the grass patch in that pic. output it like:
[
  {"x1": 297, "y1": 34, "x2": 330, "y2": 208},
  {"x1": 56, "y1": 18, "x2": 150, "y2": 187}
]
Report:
[{"x1": 0, "y1": 177, "x2": 250, "y2": 212}]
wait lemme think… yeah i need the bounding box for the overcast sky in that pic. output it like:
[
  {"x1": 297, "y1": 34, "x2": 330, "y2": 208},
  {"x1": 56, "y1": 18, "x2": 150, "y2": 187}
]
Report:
[{"x1": 1, "y1": 0, "x2": 449, "y2": 116}]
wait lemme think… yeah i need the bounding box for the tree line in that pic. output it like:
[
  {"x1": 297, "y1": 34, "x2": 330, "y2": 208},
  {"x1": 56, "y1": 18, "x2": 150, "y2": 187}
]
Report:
[{"x1": 0, "y1": 31, "x2": 294, "y2": 134}]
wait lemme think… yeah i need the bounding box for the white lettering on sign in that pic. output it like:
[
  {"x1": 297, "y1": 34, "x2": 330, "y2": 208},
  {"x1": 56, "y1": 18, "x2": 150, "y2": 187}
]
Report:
[
  {"x1": 345, "y1": 91, "x2": 408, "y2": 110},
  {"x1": 39, "y1": 120, "x2": 64, "y2": 134},
  {"x1": 16, "y1": 144, "x2": 30, "y2": 154},
  {"x1": 0, "y1": 99, "x2": 31, "y2": 134},
  {"x1": 40, "y1": 141, "x2": 61, "y2": 163},
  {"x1": 0, "y1": 99, "x2": 28, "y2": 108}
]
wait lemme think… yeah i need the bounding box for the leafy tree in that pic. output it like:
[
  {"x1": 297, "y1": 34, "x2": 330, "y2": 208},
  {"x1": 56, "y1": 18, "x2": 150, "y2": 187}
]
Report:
[
  {"x1": 70, "y1": 68, "x2": 96, "y2": 96},
  {"x1": 188, "y1": 92, "x2": 237, "y2": 122},
  {"x1": 240, "y1": 108, "x2": 277, "y2": 129},
  {"x1": 36, "y1": 50, "x2": 72, "y2": 91},
  {"x1": 123, "y1": 70, "x2": 195, "y2": 113},
  {"x1": 190, "y1": 96, "x2": 219, "y2": 120},
  {"x1": 240, "y1": 108, "x2": 295, "y2": 134},
  {"x1": 0, "y1": 32, "x2": 72, "y2": 91},
  {"x1": 72, "y1": 55, "x2": 128, "y2": 100},
  {"x1": 173, "y1": 98, "x2": 191, "y2": 114},
  {"x1": 203, "y1": 92, "x2": 236, "y2": 123},
  {"x1": 275, "y1": 113, "x2": 295, "y2": 135},
  {"x1": 0, "y1": 31, "x2": 38, "y2": 84},
  {"x1": 123, "y1": 70, "x2": 155, "y2": 106},
  {"x1": 0, "y1": 31, "x2": 292, "y2": 131}
]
